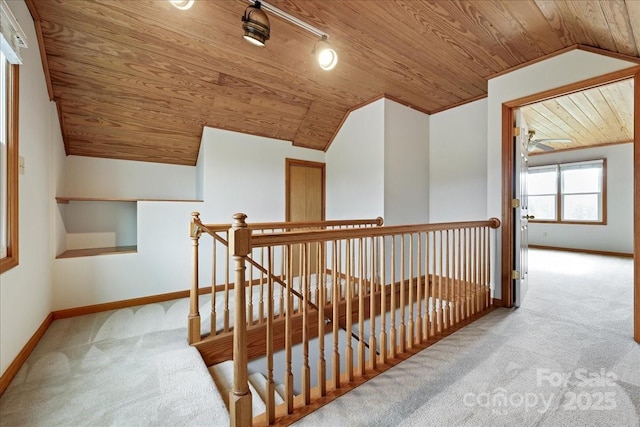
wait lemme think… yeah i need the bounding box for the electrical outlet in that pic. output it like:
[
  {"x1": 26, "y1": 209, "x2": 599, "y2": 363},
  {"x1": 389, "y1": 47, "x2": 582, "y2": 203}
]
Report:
[{"x1": 19, "y1": 156, "x2": 25, "y2": 175}]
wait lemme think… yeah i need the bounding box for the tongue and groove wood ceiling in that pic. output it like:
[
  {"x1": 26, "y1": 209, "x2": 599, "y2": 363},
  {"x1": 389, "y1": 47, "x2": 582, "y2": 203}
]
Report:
[{"x1": 26, "y1": 0, "x2": 640, "y2": 166}]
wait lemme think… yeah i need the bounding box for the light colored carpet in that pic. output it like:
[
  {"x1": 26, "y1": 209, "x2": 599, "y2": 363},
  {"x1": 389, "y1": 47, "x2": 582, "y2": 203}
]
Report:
[
  {"x1": 0, "y1": 296, "x2": 229, "y2": 427},
  {"x1": 1, "y1": 249, "x2": 637, "y2": 426},
  {"x1": 294, "y1": 249, "x2": 640, "y2": 426}
]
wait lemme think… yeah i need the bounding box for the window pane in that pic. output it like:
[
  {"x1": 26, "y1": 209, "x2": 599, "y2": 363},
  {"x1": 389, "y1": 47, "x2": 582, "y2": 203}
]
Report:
[
  {"x1": 563, "y1": 194, "x2": 599, "y2": 221},
  {"x1": 562, "y1": 167, "x2": 601, "y2": 194},
  {"x1": 529, "y1": 195, "x2": 556, "y2": 220},
  {"x1": 528, "y1": 170, "x2": 557, "y2": 195}
]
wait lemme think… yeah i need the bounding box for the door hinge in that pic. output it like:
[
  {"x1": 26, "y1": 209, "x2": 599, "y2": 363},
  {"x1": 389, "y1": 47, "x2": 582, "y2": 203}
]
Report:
[
  {"x1": 512, "y1": 270, "x2": 521, "y2": 280},
  {"x1": 512, "y1": 198, "x2": 520, "y2": 208},
  {"x1": 514, "y1": 127, "x2": 521, "y2": 137}
]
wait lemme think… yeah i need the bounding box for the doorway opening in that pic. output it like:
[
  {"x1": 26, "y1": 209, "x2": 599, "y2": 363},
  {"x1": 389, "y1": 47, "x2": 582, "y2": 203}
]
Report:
[{"x1": 500, "y1": 66, "x2": 640, "y2": 342}]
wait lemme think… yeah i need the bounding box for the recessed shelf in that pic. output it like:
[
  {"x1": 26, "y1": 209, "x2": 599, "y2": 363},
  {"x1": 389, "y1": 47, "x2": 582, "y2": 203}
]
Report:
[{"x1": 56, "y1": 246, "x2": 138, "y2": 259}]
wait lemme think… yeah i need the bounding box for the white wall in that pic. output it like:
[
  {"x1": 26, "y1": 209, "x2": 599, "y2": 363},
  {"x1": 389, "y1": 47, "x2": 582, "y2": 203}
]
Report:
[
  {"x1": 64, "y1": 155, "x2": 197, "y2": 200},
  {"x1": 326, "y1": 99, "x2": 385, "y2": 220},
  {"x1": 0, "y1": 0, "x2": 60, "y2": 375},
  {"x1": 201, "y1": 127, "x2": 325, "y2": 223},
  {"x1": 429, "y1": 99, "x2": 487, "y2": 222},
  {"x1": 53, "y1": 127, "x2": 325, "y2": 309},
  {"x1": 486, "y1": 50, "x2": 636, "y2": 299},
  {"x1": 528, "y1": 143, "x2": 633, "y2": 254},
  {"x1": 383, "y1": 99, "x2": 429, "y2": 225}
]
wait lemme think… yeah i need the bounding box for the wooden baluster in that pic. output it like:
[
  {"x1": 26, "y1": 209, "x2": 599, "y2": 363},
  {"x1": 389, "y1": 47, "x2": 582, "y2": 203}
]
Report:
[
  {"x1": 358, "y1": 238, "x2": 365, "y2": 376},
  {"x1": 369, "y1": 236, "x2": 377, "y2": 369},
  {"x1": 486, "y1": 226, "x2": 491, "y2": 308},
  {"x1": 437, "y1": 230, "x2": 443, "y2": 334},
  {"x1": 285, "y1": 244, "x2": 294, "y2": 414},
  {"x1": 416, "y1": 233, "x2": 422, "y2": 344},
  {"x1": 455, "y1": 229, "x2": 461, "y2": 325},
  {"x1": 266, "y1": 247, "x2": 275, "y2": 424},
  {"x1": 224, "y1": 230, "x2": 230, "y2": 333},
  {"x1": 408, "y1": 234, "x2": 414, "y2": 348},
  {"x1": 332, "y1": 240, "x2": 341, "y2": 389},
  {"x1": 259, "y1": 246, "x2": 265, "y2": 323},
  {"x1": 463, "y1": 228, "x2": 469, "y2": 318},
  {"x1": 399, "y1": 234, "x2": 406, "y2": 353},
  {"x1": 445, "y1": 230, "x2": 450, "y2": 330},
  {"x1": 483, "y1": 226, "x2": 489, "y2": 309},
  {"x1": 345, "y1": 239, "x2": 354, "y2": 382},
  {"x1": 302, "y1": 243, "x2": 311, "y2": 405},
  {"x1": 248, "y1": 247, "x2": 254, "y2": 325},
  {"x1": 228, "y1": 214, "x2": 252, "y2": 427},
  {"x1": 476, "y1": 227, "x2": 481, "y2": 313},
  {"x1": 479, "y1": 227, "x2": 484, "y2": 310},
  {"x1": 467, "y1": 228, "x2": 472, "y2": 316},
  {"x1": 318, "y1": 241, "x2": 327, "y2": 397},
  {"x1": 211, "y1": 233, "x2": 217, "y2": 336},
  {"x1": 423, "y1": 232, "x2": 430, "y2": 340},
  {"x1": 279, "y1": 245, "x2": 285, "y2": 319},
  {"x1": 380, "y1": 236, "x2": 387, "y2": 364},
  {"x1": 390, "y1": 236, "x2": 397, "y2": 358},
  {"x1": 298, "y1": 243, "x2": 304, "y2": 314},
  {"x1": 188, "y1": 212, "x2": 202, "y2": 344},
  {"x1": 430, "y1": 231, "x2": 436, "y2": 337},
  {"x1": 469, "y1": 228, "x2": 478, "y2": 314}
]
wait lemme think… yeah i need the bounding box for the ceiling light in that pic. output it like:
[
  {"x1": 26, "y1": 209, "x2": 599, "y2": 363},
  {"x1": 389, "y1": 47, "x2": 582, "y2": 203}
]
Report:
[
  {"x1": 169, "y1": 0, "x2": 194, "y2": 10},
  {"x1": 242, "y1": 1, "x2": 270, "y2": 47},
  {"x1": 314, "y1": 35, "x2": 338, "y2": 71},
  {"x1": 241, "y1": 0, "x2": 338, "y2": 70}
]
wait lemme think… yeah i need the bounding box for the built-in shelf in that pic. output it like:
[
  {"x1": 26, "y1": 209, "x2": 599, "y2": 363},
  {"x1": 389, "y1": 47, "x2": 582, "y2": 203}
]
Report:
[
  {"x1": 55, "y1": 196, "x2": 201, "y2": 259},
  {"x1": 56, "y1": 197, "x2": 203, "y2": 204},
  {"x1": 56, "y1": 245, "x2": 138, "y2": 259}
]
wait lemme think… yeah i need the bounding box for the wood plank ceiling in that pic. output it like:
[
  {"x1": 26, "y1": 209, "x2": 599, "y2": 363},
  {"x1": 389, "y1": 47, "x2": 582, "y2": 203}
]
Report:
[
  {"x1": 522, "y1": 79, "x2": 635, "y2": 153},
  {"x1": 27, "y1": 0, "x2": 640, "y2": 165}
]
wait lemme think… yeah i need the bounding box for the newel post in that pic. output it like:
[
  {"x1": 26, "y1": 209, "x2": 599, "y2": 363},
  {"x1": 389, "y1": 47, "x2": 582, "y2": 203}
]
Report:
[
  {"x1": 229, "y1": 213, "x2": 253, "y2": 427},
  {"x1": 189, "y1": 212, "x2": 202, "y2": 344}
]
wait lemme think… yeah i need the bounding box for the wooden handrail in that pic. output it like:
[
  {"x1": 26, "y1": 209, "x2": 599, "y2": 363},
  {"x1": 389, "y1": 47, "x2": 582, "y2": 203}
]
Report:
[
  {"x1": 201, "y1": 217, "x2": 384, "y2": 233},
  {"x1": 250, "y1": 218, "x2": 501, "y2": 248}
]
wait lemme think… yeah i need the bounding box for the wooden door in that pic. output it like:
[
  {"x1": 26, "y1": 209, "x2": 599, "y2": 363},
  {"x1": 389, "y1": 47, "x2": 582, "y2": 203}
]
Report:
[{"x1": 286, "y1": 159, "x2": 325, "y2": 276}]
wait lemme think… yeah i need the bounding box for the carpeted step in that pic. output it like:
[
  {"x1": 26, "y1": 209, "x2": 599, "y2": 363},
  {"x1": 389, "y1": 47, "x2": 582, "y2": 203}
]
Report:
[
  {"x1": 248, "y1": 372, "x2": 285, "y2": 407},
  {"x1": 208, "y1": 361, "x2": 266, "y2": 416}
]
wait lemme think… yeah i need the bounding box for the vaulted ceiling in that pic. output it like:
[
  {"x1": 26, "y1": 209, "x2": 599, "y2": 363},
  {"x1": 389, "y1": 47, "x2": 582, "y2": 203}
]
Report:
[{"x1": 26, "y1": 0, "x2": 640, "y2": 165}]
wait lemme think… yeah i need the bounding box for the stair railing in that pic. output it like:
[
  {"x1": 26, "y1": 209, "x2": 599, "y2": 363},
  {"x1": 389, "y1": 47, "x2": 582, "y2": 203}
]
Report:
[
  {"x1": 189, "y1": 212, "x2": 384, "y2": 344},
  {"x1": 226, "y1": 213, "x2": 500, "y2": 426}
]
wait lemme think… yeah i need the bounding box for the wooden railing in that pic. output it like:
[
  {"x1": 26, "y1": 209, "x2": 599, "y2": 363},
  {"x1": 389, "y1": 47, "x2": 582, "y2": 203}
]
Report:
[
  {"x1": 201, "y1": 213, "x2": 500, "y2": 426},
  {"x1": 188, "y1": 213, "x2": 384, "y2": 344}
]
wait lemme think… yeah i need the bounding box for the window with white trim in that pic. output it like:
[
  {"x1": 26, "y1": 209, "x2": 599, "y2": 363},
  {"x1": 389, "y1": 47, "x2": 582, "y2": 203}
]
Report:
[
  {"x1": 0, "y1": 0, "x2": 26, "y2": 272},
  {"x1": 528, "y1": 159, "x2": 605, "y2": 224}
]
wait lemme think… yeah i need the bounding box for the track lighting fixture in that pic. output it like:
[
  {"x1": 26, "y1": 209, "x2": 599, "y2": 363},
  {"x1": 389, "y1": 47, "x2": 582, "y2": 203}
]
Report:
[
  {"x1": 242, "y1": 1, "x2": 270, "y2": 47},
  {"x1": 314, "y1": 35, "x2": 338, "y2": 71},
  {"x1": 169, "y1": 0, "x2": 194, "y2": 10},
  {"x1": 241, "y1": 0, "x2": 338, "y2": 70}
]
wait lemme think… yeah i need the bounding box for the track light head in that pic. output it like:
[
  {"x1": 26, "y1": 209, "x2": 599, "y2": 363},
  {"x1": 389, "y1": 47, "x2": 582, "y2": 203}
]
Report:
[
  {"x1": 314, "y1": 35, "x2": 338, "y2": 71},
  {"x1": 242, "y1": 1, "x2": 270, "y2": 47}
]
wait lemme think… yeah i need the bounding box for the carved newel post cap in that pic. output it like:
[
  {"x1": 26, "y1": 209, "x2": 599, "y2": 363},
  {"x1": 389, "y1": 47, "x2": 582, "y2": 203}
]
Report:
[{"x1": 232, "y1": 213, "x2": 248, "y2": 228}]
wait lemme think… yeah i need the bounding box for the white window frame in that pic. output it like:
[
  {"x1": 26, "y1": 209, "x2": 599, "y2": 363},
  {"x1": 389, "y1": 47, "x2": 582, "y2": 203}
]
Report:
[{"x1": 528, "y1": 159, "x2": 606, "y2": 225}]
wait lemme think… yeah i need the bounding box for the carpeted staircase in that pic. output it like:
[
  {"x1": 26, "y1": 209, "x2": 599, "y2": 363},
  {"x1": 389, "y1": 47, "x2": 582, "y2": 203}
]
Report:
[{"x1": 209, "y1": 361, "x2": 286, "y2": 419}]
